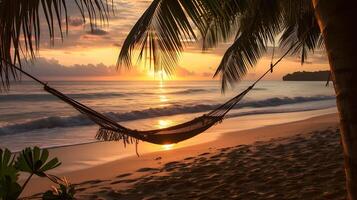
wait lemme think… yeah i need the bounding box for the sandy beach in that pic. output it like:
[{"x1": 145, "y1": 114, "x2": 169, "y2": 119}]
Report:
[{"x1": 23, "y1": 113, "x2": 345, "y2": 199}]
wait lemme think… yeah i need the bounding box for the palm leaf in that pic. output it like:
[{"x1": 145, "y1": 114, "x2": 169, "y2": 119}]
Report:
[
  {"x1": 0, "y1": 148, "x2": 21, "y2": 200},
  {"x1": 0, "y1": 148, "x2": 18, "y2": 182},
  {"x1": 214, "y1": 0, "x2": 282, "y2": 91},
  {"x1": 119, "y1": 0, "x2": 325, "y2": 92},
  {"x1": 0, "y1": 0, "x2": 111, "y2": 91},
  {"x1": 15, "y1": 147, "x2": 61, "y2": 177},
  {"x1": 117, "y1": 0, "x2": 225, "y2": 75},
  {"x1": 201, "y1": 0, "x2": 248, "y2": 50},
  {"x1": 279, "y1": 0, "x2": 322, "y2": 64}
]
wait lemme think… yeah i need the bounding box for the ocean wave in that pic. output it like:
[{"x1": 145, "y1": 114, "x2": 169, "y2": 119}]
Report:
[
  {"x1": 167, "y1": 88, "x2": 212, "y2": 94},
  {"x1": 0, "y1": 92, "x2": 126, "y2": 102},
  {"x1": 0, "y1": 95, "x2": 335, "y2": 135},
  {"x1": 0, "y1": 88, "x2": 211, "y2": 102}
]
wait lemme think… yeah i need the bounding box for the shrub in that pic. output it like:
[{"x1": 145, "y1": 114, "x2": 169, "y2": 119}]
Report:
[{"x1": 0, "y1": 147, "x2": 75, "y2": 200}]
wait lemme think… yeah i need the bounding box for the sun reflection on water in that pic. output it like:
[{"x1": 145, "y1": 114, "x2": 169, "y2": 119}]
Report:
[
  {"x1": 157, "y1": 81, "x2": 176, "y2": 151},
  {"x1": 158, "y1": 80, "x2": 170, "y2": 106},
  {"x1": 157, "y1": 119, "x2": 176, "y2": 150},
  {"x1": 157, "y1": 119, "x2": 173, "y2": 128},
  {"x1": 159, "y1": 95, "x2": 168, "y2": 102},
  {"x1": 162, "y1": 144, "x2": 175, "y2": 150}
]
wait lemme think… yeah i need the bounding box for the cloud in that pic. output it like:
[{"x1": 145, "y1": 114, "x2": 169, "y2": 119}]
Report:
[
  {"x1": 19, "y1": 57, "x2": 213, "y2": 81},
  {"x1": 174, "y1": 66, "x2": 214, "y2": 79},
  {"x1": 23, "y1": 58, "x2": 116, "y2": 78},
  {"x1": 21, "y1": 57, "x2": 149, "y2": 80},
  {"x1": 175, "y1": 66, "x2": 196, "y2": 76},
  {"x1": 34, "y1": 0, "x2": 151, "y2": 50},
  {"x1": 113, "y1": 42, "x2": 122, "y2": 47}
]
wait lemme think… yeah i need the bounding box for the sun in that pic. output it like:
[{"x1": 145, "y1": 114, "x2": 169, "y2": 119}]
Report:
[{"x1": 147, "y1": 70, "x2": 170, "y2": 80}]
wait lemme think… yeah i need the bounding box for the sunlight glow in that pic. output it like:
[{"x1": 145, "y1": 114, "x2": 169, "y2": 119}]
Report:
[
  {"x1": 159, "y1": 95, "x2": 168, "y2": 102},
  {"x1": 158, "y1": 80, "x2": 170, "y2": 106},
  {"x1": 162, "y1": 144, "x2": 175, "y2": 151},
  {"x1": 157, "y1": 120, "x2": 173, "y2": 128},
  {"x1": 147, "y1": 70, "x2": 170, "y2": 80}
]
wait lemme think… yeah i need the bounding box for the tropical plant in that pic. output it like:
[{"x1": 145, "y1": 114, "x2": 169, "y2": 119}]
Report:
[
  {"x1": 15, "y1": 147, "x2": 61, "y2": 191},
  {"x1": 117, "y1": 0, "x2": 357, "y2": 199},
  {"x1": 0, "y1": 149, "x2": 21, "y2": 200},
  {"x1": 0, "y1": 0, "x2": 110, "y2": 91},
  {"x1": 0, "y1": 147, "x2": 73, "y2": 200},
  {"x1": 42, "y1": 177, "x2": 76, "y2": 200}
]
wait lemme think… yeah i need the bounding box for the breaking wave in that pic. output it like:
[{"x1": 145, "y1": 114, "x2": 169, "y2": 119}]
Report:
[{"x1": 0, "y1": 95, "x2": 335, "y2": 135}]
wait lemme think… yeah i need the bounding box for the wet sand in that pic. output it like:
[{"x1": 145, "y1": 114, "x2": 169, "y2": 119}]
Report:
[{"x1": 24, "y1": 113, "x2": 345, "y2": 199}]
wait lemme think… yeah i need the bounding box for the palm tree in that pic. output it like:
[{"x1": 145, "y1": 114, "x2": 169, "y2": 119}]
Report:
[
  {"x1": 0, "y1": 0, "x2": 110, "y2": 91},
  {"x1": 117, "y1": 0, "x2": 357, "y2": 199}
]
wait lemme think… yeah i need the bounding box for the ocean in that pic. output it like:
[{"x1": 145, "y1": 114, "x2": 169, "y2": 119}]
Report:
[{"x1": 0, "y1": 80, "x2": 336, "y2": 152}]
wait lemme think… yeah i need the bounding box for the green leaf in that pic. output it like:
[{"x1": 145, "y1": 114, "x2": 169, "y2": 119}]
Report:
[
  {"x1": 0, "y1": 148, "x2": 18, "y2": 183},
  {"x1": 0, "y1": 148, "x2": 21, "y2": 200},
  {"x1": 0, "y1": 176, "x2": 22, "y2": 200},
  {"x1": 40, "y1": 158, "x2": 61, "y2": 173},
  {"x1": 15, "y1": 147, "x2": 61, "y2": 177}
]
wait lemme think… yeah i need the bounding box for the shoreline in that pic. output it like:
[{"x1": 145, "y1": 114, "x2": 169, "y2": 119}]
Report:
[
  {"x1": 22, "y1": 112, "x2": 340, "y2": 197},
  {"x1": 10, "y1": 105, "x2": 336, "y2": 154}
]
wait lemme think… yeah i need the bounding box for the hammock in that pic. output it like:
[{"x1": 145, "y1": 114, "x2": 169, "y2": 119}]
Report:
[
  {"x1": 43, "y1": 84, "x2": 252, "y2": 145},
  {"x1": 2, "y1": 44, "x2": 293, "y2": 146}
]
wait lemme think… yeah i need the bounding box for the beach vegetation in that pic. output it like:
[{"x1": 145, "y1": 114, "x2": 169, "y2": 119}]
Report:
[{"x1": 0, "y1": 147, "x2": 74, "y2": 200}]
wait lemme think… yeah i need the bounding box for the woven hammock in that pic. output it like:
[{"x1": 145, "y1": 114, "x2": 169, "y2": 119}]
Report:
[{"x1": 44, "y1": 84, "x2": 252, "y2": 145}]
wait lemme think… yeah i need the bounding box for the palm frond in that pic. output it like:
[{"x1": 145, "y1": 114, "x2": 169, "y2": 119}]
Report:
[
  {"x1": 201, "y1": 0, "x2": 248, "y2": 50},
  {"x1": 214, "y1": 0, "x2": 282, "y2": 91},
  {"x1": 279, "y1": 0, "x2": 322, "y2": 64},
  {"x1": 0, "y1": 0, "x2": 110, "y2": 91},
  {"x1": 117, "y1": 0, "x2": 225, "y2": 75}
]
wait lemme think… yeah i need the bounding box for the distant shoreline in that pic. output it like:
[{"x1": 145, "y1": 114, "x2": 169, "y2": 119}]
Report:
[{"x1": 282, "y1": 70, "x2": 330, "y2": 81}]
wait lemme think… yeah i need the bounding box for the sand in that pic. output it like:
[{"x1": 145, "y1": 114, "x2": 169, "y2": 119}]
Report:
[{"x1": 24, "y1": 113, "x2": 346, "y2": 199}]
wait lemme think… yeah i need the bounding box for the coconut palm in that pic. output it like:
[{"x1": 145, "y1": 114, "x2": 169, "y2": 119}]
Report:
[
  {"x1": 0, "y1": 0, "x2": 110, "y2": 91},
  {"x1": 117, "y1": 0, "x2": 357, "y2": 199}
]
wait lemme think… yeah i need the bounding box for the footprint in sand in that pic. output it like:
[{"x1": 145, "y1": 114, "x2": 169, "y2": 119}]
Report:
[
  {"x1": 184, "y1": 156, "x2": 194, "y2": 160},
  {"x1": 136, "y1": 167, "x2": 159, "y2": 172},
  {"x1": 198, "y1": 152, "x2": 210, "y2": 156},
  {"x1": 116, "y1": 173, "x2": 132, "y2": 179},
  {"x1": 154, "y1": 156, "x2": 162, "y2": 160},
  {"x1": 79, "y1": 179, "x2": 104, "y2": 185},
  {"x1": 111, "y1": 179, "x2": 137, "y2": 185}
]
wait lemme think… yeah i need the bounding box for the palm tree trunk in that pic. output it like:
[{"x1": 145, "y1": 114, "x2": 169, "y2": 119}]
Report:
[{"x1": 312, "y1": 0, "x2": 357, "y2": 199}]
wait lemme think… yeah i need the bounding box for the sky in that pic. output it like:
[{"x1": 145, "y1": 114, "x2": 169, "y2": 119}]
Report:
[{"x1": 23, "y1": 0, "x2": 330, "y2": 82}]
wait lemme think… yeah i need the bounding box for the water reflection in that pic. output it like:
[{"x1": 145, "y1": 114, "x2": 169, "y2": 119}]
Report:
[
  {"x1": 159, "y1": 95, "x2": 168, "y2": 102},
  {"x1": 157, "y1": 119, "x2": 173, "y2": 128},
  {"x1": 158, "y1": 81, "x2": 170, "y2": 102},
  {"x1": 156, "y1": 119, "x2": 175, "y2": 150},
  {"x1": 162, "y1": 144, "x2": 175, "y2": 150}
]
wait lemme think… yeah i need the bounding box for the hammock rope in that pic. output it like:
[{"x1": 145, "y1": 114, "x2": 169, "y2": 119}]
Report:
[{"x1": 1, "y1": 44, "x2": 295, "y2": 146}]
